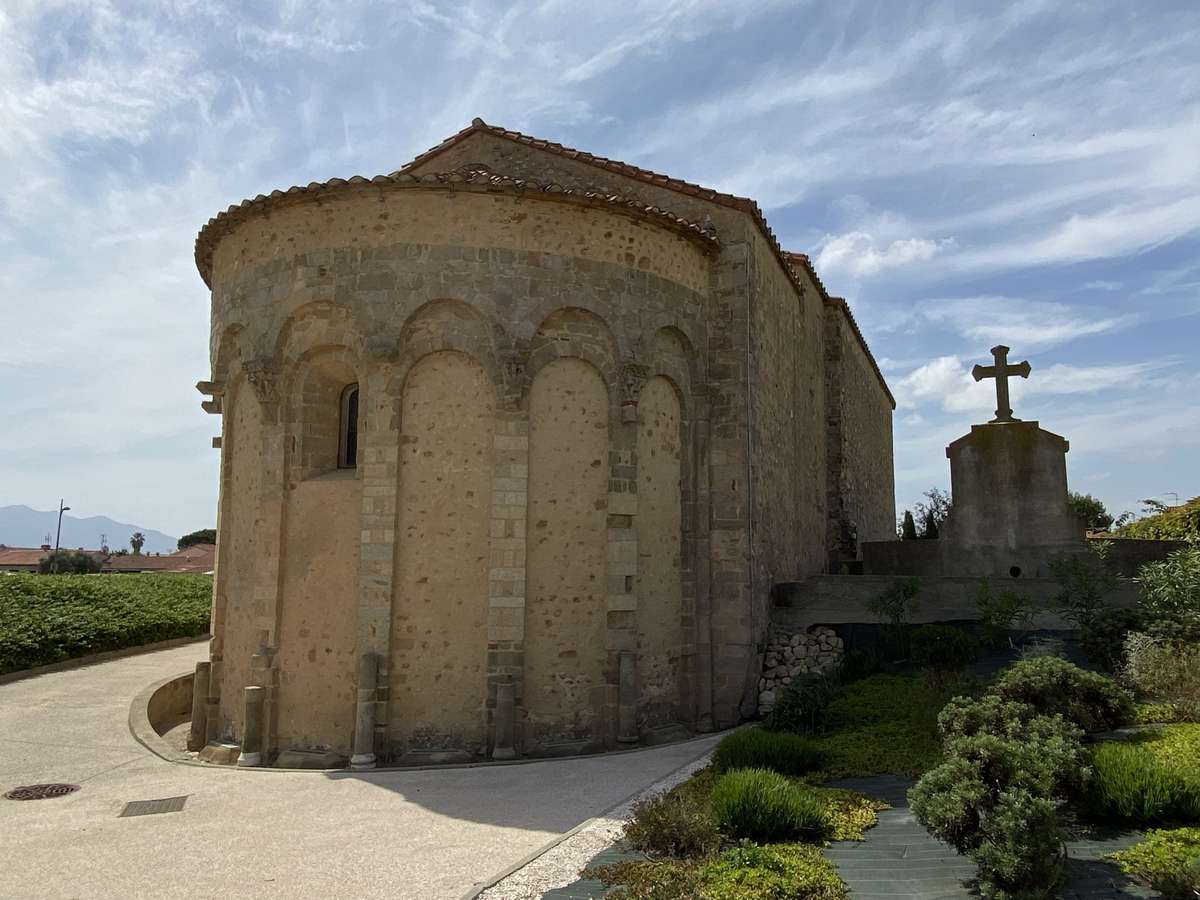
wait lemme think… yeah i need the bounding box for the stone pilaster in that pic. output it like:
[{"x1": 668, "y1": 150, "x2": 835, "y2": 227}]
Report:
[
  {"x1": 486, "y1": 410, "x2": 528, "y2": 754},
  {"x1": 355, "y1": 369, "x2": 400, "y2": 752}
]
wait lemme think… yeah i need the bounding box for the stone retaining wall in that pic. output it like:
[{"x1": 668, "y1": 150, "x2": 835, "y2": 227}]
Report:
[{"x1": 757, "y1": 625, "x2": 844, "y2": 713}]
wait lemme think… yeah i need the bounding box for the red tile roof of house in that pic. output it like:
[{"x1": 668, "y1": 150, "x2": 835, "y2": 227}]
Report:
[{"x1": 0, "y1": 544, "x2": 215, "y2": 573}]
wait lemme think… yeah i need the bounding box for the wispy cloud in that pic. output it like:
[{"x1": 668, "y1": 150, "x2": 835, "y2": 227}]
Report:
[{"x1": 913, "y1": 297, "x2": 1135, "y2": 352}]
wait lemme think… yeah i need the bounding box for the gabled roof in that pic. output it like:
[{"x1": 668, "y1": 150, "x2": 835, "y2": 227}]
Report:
[{"x1": 400, "y1": 119, "x2": 894, "y2": 408}]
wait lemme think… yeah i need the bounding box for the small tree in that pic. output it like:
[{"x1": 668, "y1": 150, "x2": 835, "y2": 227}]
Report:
[
  {"x1": 1050, "y1": 543, "x2": 1118, "y2": 629},
  {"x1": 1069, "y1": 492, "x2": 1113, "y2": 531},
  {"x1": 921, "y1": 510, "x2": 939, "y2": 540},
  {"x1": 177, "y1": 528, "x2": 216, "y2": 550},
  {"x1": 900, "y1": 510, "x2": 918, "y2": 540},
  {"x1": 38, "y1": 551, "x2": 101, "y2": 575},
  {"x1": 130, "y1": 532, "x2": 146, "y2": 555},
  {"x1": 867, "y1": 577, "x2": 921, "y2": 659}
]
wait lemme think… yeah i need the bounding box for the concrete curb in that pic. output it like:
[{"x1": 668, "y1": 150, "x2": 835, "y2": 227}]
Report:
[
  {"x1": 129, "y1": 667, "x2": 740, "y2": 775},
  {"x1": 459, "y1": 733, "x2": 732, "y2": 900},
  {"x1": 128, "y1": 670, "x2": 195, "y2": 763},
  {"x1": 0, "y1": 634, "x2": 209, "y2": 686}
]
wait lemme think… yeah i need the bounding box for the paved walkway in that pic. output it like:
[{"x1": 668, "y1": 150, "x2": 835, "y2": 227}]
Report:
[
  {"x1": 0, "y1": 642, "x2": 721, "y2": 900},
  {"x1": 824, "y1": 776, "x2": 1156, "y2": 900}
]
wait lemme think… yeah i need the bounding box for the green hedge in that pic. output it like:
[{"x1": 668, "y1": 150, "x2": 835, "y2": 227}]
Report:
[{"x1": 0, "y1": 574, "x2": 212, "y2": 674}]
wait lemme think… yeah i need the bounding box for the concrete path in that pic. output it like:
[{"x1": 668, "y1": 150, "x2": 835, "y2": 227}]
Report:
[{"x1": 0, "y1": 642, "x2": 722, "y2": 900}]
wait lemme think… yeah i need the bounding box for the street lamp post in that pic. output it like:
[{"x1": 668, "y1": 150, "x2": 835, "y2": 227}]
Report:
[{"x1": 52, "y1": 499, "x2": 70, "y2": 574}]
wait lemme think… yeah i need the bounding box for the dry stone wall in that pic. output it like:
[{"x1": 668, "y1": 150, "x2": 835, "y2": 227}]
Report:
[{"x1": 757, "y1": 625, "x2": 844, "y2": 714}]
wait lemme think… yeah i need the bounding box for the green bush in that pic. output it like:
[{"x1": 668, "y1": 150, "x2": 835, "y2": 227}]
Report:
[
  {"x1": 990, "y1": 657, "x2": 1134, "y2": 731},
  {"x1": 764, "y1": 673, "x2": 838, "y2": 735},
  {"x1": 1115, "y1": 497, "x2": 1200, "y2": 542},
  {"x1": 37, "y1": 551, "x2": 101, "y2": 575},
  {"x1": 1079, "y1": 607, "x2": 1146, "y2": 671},
  {"x1": 974, "y1": 579, "x2": 1034, "y2": 649},
  {"x1": 1109, "y1": 828, "x2": 1200, "y2": 899},
  {"x1": 1050, "y1": 545, "x2": 1119, "y2": 629},
  {"x1": 937, "y1": 695, "x2": 1084, "y2": 746},
  {"x1": 1123, "y1": 633, "x2": 1200, "y2": 722},
  {"x1": 698, "y1": 842, "x2": 845, "y2": 900},
  {"x1": 866, "y1": 577, "x2": 920, "y2": 658},
  {"x1": 910, "y1": 624, "x2": 977, "y2": 679},
  {"x1": 623, "y1": 787, "x2": 720, "y2": 859},
  {"x1": 709, "y1": 769, "x2": 829, "y2": 844},
  {"x1": 1089, "y1": 741, "x2": 1200, "y2": 825},
  {"x1": 713, "y1": 728, "x2": 824, "y2": 777},
  {"x1": 910, "y1": 721, "x2": 1085, "y2": 898},
  {"x1": 1137, "y1": 546, "x2": 1200, "y2": 630},
  {"x1": 971, "y1": 788, "x2": 1064, "y2": 899},
  {"x1": 837, "y1": 648, "x2": 882, "y2": 683},
  {"x1": 591, "y1": 842, "x2": 847, "y2": 900},
  {"x1": 0, "y1": 574, "x2": 212, "y2": 674}
]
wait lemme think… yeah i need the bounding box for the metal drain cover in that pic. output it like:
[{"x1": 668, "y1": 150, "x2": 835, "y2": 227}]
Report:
[
  {"x1": 4, "y1": 783, "x2": 81, "y2": 801},
  {"x1": 119, "y1": 795, "x2": 188, "y2": 817}
]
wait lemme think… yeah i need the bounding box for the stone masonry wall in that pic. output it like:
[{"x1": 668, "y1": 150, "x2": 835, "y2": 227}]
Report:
[
  {"x1": 405, "y1": 132, "x2": 757, "y2": 730},
  {"x1": 205, "y1": 185, "x2": 714, "y2": 758},
  {"x1": 824, "y1": 305, "x2": 896, "y2": 564},
  {"x1": 757, "y1": 625, "x2": 844, "y2": 714},
  {"x1": 744, "y1": 234, "x2": 829, "y2": 716}
]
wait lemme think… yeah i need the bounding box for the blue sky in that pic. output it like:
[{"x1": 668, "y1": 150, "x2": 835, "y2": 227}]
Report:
[{"x1": 1, "y1": 0, "x2": 1197, "y2": 537}]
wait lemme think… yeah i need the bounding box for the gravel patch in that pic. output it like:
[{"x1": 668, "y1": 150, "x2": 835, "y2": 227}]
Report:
[{"x1": 475, "y1": 749, "x2": 715, "y2": 900}]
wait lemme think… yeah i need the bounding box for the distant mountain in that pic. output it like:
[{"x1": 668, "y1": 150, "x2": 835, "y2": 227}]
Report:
[{"x1": 0, "y1": 505, "x2": 178, "y2": 555}]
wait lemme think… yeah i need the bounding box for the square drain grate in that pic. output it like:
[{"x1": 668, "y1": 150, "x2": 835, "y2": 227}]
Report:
[{"x1": 119, "y1": 795, "x2": 188, "y2": 817}]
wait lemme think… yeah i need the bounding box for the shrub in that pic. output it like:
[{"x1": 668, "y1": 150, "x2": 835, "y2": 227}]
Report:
[
  {"x1": 764, "y1": 673, "x2": 838, "y2": 735},
  {"x1": 591, "y1": 842, "x2": 847, "y2": 900},
  {"x1": 937, "y1": 695, "x2": 1084, "y2": 751},
  {"x1": 37, "y1": 551, "x2": 102, "y2": 575},
  {"x1": 975, "y1": 579, "x2": 1035, "y2": 649},
  {"x1": 1123, "y1": 633, "x2": 1200, "y2": 722},
  {"x1": 1115, "y1": 496, "x2": 1200, "y2": 542},
  {"x1": 990, "y1": 657, "x2": 1134, "y2": 731},
  {"x1": 587, "y1": 859, "x2": 701, "y2": 899},
  {"x1": 911, "y1": 624, "x2": 977, "y2": 681},
  {"x1": 866, "y1": 577, "x2": 920, "y2": 658},
  {"x1": 709, "y1": 769, "x2": 829, "y2": 844},
  {"x1": 623, "y1": 788, "x2": 720, "y2": 859},
  {"x1": 1137, "y1": 546, "x2": 1200, "y2": 630},
  {"x1": 1049, "y1": 545, "x2": 1118, "y2": 629},
  {"x1": 971, "y1": 788, "x2": 1064, "y2": 899},
  {"x1": 910, "y1": 722, "x2": 1085, "y2": 898},
  {"x1": 1089, "y1": 741, "x2": 1200, "y2": 825},
  {"x1": 713, "y1": 728, "x2": 824, "y2": 776},
  {"x1": 0, "y1": 574, "x2": 212, "y2": 674},
  {"x1": 837, "y1": 648, "x2": 882, "y2": 683},
  {"x1": 817, "y1": 788, "x2": 888, "y2": 841},
  {"x1": 1109, "y1": 828, "x2": 1200, "y2": 899},
  {"x1": 1080, "y1": 607, "x2": 1146, "y2": 671},
  {"x1": 1017, "y1": 635, "x2": 1067, "y2": 660},
  {"x1": 698, "y1": 842, "x2": 846, "y2": 900}
]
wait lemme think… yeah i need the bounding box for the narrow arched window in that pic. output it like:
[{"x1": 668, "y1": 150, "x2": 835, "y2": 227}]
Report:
[{"x1": 338, "y1": 384, "x2": 359, "y2": 469}]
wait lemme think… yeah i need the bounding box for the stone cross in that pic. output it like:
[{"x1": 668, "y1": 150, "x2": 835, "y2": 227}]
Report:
[{"x1": 972, "y1": 344, "x2": 1031, "y2": 423}]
